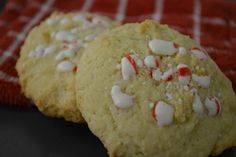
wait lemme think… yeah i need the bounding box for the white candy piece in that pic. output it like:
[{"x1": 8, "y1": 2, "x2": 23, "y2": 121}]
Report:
[
  {"x1": 192, "y1": 93, "x2": 204, "y2": 114},
  {"x1": 144, "y1": 55, "x2": 158, "y2": 68},
  {"x1": 191, "y1": 47, "x2": 208, "y2": 60},
  {"x1": 177, "y1": 64, "x2": 190, "y2": 85},
  {"x1": 56, "y1": 61, "x2": 75, "y2": 72},
  {"x1": 204, "y1": 97, "x2": 221, "y2": 116},
  {"x1": 162, "y1": 68, "x2": 173, "y2": 81},
  {"x1": 60, "y1": 18, "x2": 71, "y2": 25},
  {"x1": 55, "y1": 31, "x2": 69, "y2": 41},
  {"x1": 121, "y1": 55, "x2": 138, "y2": 80},
  {"x1": 68, "y1": 41, "x2": 83, "y2": 51},
  {"x1": 111, "y1": 85, "x2": 133, "y2": 109},
  {"x1": 55, "y1": 49, "x2": 75, "y2": 61},
  {"x1": 55, "y1": 31, "x2": 77, "y2": 42},
  {"x1": 35, "y1": 44, "x2": 46, "y2": 52},
  {"x1": 44, "y1": 45, "x2": 57, "y2": 56},
  {"x1": 152, "y1": 68, "x2": 162, "y2": 81},
  {"x1": 154, "y1": 101, "x2": 174, "y2": 126},
  {"x1": 70, "y1": 28, "x2": 79, "y2": 34},
  {"x1": 72, "y1": 15, "x2": 85, "y2": 22},
  {"x1": 148, "y1": 39, "x2": 177, "y2": 55},
  {"x1": 178, "y1": 47, "x2": 186, "y2": 55},
  {"x1": 84, "y1": 34, "x2": 97, "y2": 42},
  {"x1": 92, "y1": 17, "x2": 109, "y2": 27},
  {"x1": 46, "y1": 16, "x2": 61, "y2": 25},
  {"x1": 192, "y1": 74, "x2": 210, "y2": 88},
  {"x1": 130, "y1": 54, "x2": 143, "y2": 68}
]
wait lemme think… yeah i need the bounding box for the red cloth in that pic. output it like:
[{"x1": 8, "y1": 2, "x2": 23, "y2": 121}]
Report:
[{"x1": 0, "y1": 0, "x2": 235, "y2": 107}]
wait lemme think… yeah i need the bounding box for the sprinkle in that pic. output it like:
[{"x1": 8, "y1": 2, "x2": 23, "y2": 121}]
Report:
[
  {"x1": 190, "y1": 47, "x2": 208, "y2": 60},
  {"x1": 153, "y1": 101, "x2": 174, "y2": 126},
  {"x1": 121, "y1": 55, "x2": 139, "y2": 80},
  {"x1": 152, "y1": 68, "x2": 162, "y2": 81},
  {"x1": 162, "y1": 68, "x2": 174, "y2": 81},
  {"x1": 204, "y1": 97, "x2": 221, "y2": 116},
  {"x1": 56, "y1": 61, "x2": 76, "y2": 72},
  {"x1": 84, "y1": 34, "x2": 97, "y2": 42},
  {"x1": 148, "y1": 39, "x2": 177, "y2": 56},
  {"x1": 111, "y1": 85, "x2": 133, "y2": 108},
  {"x1": 178, "y1": 47, "x2": 186, "y2": 55},
  {"x1": 177, "y1": 64, "x2": 191, "y2": 85},
  {"x1": 192, "y1": 74, "x2": 210, "y2": 88},
  {"x1": 55, "y1": 49, "x2": 75, "y2": 61},
  {"x1": 192, "y1": 93, "x2": 204, "y2": 114},
  {"x1": 144, "y1": 55, "x2": 159, "y2": 68}
]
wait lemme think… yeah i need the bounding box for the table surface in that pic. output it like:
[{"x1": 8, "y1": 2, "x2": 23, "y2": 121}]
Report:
[
  {"x1": 0, "y1": 0, "x2": 235, "y2": 157},
  {"x1": 0, "y1": 106, "x2": 235, "y2": 157}
]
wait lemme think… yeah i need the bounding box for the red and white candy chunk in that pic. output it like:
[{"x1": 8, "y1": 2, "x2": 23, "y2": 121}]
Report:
[
  {"x1": 192, "y1": 74, "x2": 210, "y2": 88},
  {"x1": 56, "y1": 61, "x2": 76, "y2": 72},
  {"x1": 177, "y1": 64, "x2": 191, "y2": 85},
  {"x1": 204, "y1": 97, "x2": 221, "y2": 116},
  {"x1": 111, "y1": 85, "x2": 133, "y2": 109},
  {"x1": 121, "y1": 54, "x2": 142, "y2": 80},
  {"x1": 190, "y1": 47, "x2": 208, "y2": 60},
  {"x1": 152, "y1": 101, "x2": 174, "y2": 126},
  {"x1": 192, "y1": 93, "x2": 204, "y2": 114},
  {"x1": 161, "y1": 68, "x2": 174, "y2": 81},
  {"x1": 144, "y1": 55, "x2": 159, "y2": 69},
  {"x1": 148, "y1": 39, "x2": 178, "y2": 56}
]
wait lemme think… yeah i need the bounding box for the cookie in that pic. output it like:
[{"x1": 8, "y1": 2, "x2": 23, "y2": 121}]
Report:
[
  {"x1": 16, "y1": 12, "x2": 119, "y2": 123},
  {"x1": 76, "y1": 20, "x2": 236, "y2": 157}
]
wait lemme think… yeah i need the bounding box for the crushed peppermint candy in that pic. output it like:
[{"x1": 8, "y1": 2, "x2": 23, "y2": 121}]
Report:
[
  {"x1": 192, "y1": 93, "x2": 204, "y2": 114},
  {"x1": 144, "y1": 55, "x2": 159, "y2": 68},
  {"x1": 46, "y1": 16, "x2": 61, "y2": 25},
  {"x1": 28, "y1": 44, "x2": 57, "y2": 58},
  {"x1": 192, "y1": 74, "x2": 210, "y2": 88},
  {"x1": 204, "y1": 97, "x2": 221, "y2": 116},
  {"x1": 59, "y1": 18, "x2": 71, "y2": 25},
  {"x1": 72, "y1": 14, "x2": 85, "y2": 22},
  {"x1": 151, "y1": 68, "x2": 162, "y2": 81},
  {"x1": 152, "y1": 101, "x2": 174, "y2": 126},
  {"x1": 190, "y1": 47, "x2": 208, "y2": 60},
  {"x1": 111, "y1": 85, "x2": 133, "y2": 108},
  {"x1": 121, "y1": 55, "x2": 140, "y2": 80},
  {"x1": 56, "y1": 61, "x2": 76, "y2": 72},
  {"x1": 55, "y1": 31, "x2": 77, "y2": 43},
  {"x1": 177, "y1": 64, "x2": 191, "y2": 85},
  {"x1": 84, "y1": 34, "x2": 97, "y2": 42},
  {"x1": 55, "y1": 49, "x2": 75, "y2": 61},
  {"x1": 44, "y1": 45, "x2": 57, "y2": 56},
  {"x1": 178, "y1": 47, "x2": 186, "y2": 55},
  {"x1": 162, "y1": 68, "x2": 174, "y2": 81},
  {"x1": 148, "y1": 39, "x2": 177, "y2": 56}
]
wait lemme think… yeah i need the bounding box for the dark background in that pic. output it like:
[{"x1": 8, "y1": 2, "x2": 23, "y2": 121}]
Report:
[{"x1": 0, "y1": 0, "x2": 236, "y2": 157}]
